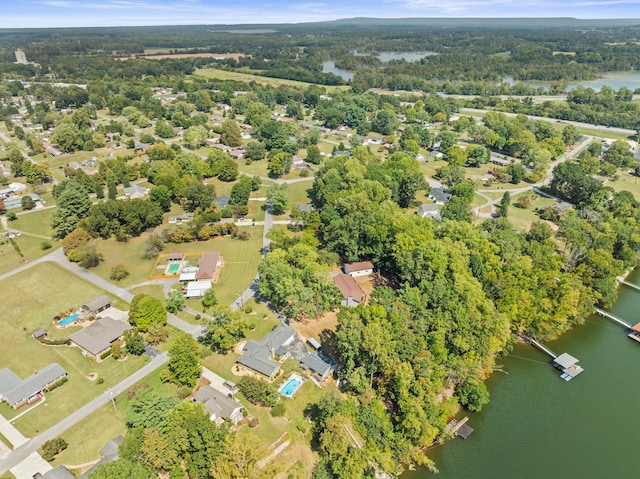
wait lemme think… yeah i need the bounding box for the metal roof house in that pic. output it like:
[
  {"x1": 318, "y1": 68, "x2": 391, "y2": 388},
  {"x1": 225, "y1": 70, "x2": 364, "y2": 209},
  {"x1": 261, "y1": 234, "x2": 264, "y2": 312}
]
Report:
[
  {"x1": 237, "y1": 326, "x2": 295, "y2": 379},
  {"x1": 0, "y1": 363, "x2": 67, "y2": 409},
  {"x1": 333, "y1": 273, "x2": 365, "y2": 307},
  {"x1": 193, "y1": 385, "x2": 244, "y2": 425},
  {"x1": 69, "y1": 317, "x2": 132, "y2": 359},
  {"x1": 343, "y1": 261, "x2": 374, "y2": 277},
  {"x1": 82, "y1": 295, "x2": 112, "y2": 314},
  {"x1": 185, "y1": 280, "x2": 212, "y2": 299}
]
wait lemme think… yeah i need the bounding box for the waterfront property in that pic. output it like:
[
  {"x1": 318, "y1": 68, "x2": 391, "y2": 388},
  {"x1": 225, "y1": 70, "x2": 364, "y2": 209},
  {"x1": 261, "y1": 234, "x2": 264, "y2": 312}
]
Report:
[
  {"x1": 236, "y1": 326, "x2": 296, "y2": 379},
  {"x1": 0, "y1": 363, "x2": 67, "y2": 409},
  {"x1": 279, "y1": 373, "x2": 305, "y2": 398},
  {"x1": 553, "y1": 353, "x2": 584, "y2": 381}
]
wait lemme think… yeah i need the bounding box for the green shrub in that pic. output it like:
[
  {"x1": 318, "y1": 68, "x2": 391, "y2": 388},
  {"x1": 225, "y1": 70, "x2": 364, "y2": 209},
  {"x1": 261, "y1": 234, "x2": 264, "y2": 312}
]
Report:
[
  {"x1": 6, "y1": 212, "x2": 16, "y2": 221},
  {"x1": 96, "y1": 377, "x2": 104, "y2": 384},
  {"x1": 40, "y1": 241, "x2": 53, "y2": 250},
  {"x1": 42, "y1": 438, "x2": 68, "y2": 461},
  {"x1": 238, "y1": 376, "x2": 278, "y2": 407},
  {"x1": 100, "y1": 350, "x2": 111, "y2": 360},
  {"x1": 45, "y1": 376, "x2": 68, "y2": 392},
  {"x1": 271, "y1": 401, "x2": 286, "y2": 417}
]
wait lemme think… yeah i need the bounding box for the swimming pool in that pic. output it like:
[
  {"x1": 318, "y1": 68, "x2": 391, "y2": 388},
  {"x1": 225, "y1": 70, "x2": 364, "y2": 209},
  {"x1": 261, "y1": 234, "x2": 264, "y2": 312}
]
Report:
[
  {"x1": 279, "y1": 373, "x2": 305, "y2": 398},
  {"x1": 166, "y1": 263, "x2": 181, "y2": 275},
  {"x1": 60, "y1": 313, "x2": 79, "y2": 326}
]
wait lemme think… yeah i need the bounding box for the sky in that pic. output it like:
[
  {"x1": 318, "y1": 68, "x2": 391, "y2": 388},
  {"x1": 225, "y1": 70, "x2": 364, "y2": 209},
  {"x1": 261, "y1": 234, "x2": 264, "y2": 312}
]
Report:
[{"x1": 1, "y1": 0, "x2": 640, "y2": 28}]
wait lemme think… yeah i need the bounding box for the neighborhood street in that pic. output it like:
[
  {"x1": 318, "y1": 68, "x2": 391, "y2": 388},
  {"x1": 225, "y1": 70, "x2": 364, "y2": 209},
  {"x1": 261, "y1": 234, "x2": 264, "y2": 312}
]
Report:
[{"x1": 0, "y1": 352, "x2": 169, "y2": 476}]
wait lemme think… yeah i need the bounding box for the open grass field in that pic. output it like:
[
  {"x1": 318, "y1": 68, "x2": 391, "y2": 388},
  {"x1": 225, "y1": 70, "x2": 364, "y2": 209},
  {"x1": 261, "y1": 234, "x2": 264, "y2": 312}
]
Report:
[
  {"x1": 193, "y1": 68, "x2": 348, "y2": 92},
  {"x1": 10, "y1": 208, "x2": 56, "y2": 238},
  {"x1": 605, "y1": 169, "x2": 640, "y2": 201},
  {"x1": 507, "y1": 192, "x2": 556, "y2": 231},
  {"x1": 50, "y1": 367, "x2": 178, "y2": 469},
  {"x1": 0, "y1": 235, "x2": 57, "y2": 275},
  {"x1": 0, "y1": 262, "x2": 147, "y2": 436}
]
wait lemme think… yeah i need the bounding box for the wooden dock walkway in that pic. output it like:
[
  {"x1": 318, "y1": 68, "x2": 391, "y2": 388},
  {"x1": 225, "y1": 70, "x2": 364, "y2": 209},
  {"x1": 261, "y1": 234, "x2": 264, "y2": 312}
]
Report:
[
  {"x1": 524, "y1": 335, "x2": 557, "y2": 359},
  {"x1": 594, "y1": 308, "x2": 632, "y2": 329},
  {"x1": 617, "y1": 277, "x2": 640, "y2": 293}
]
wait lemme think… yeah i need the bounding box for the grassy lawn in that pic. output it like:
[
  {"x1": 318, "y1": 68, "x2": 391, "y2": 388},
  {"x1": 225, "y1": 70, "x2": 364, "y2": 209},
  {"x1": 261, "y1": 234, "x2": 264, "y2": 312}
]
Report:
[
  {"x1": 419, "y1": 159, "x2": 447, "y2": 178},
  {"x1": 605, "y1": 169, "x2": 640, "y2": 201},
  {"x1": 90, "y1": 226, "x2": 263, "y2": 306},
  {"x1": 50, "y1": 367, "x2": 179, "y2": 469},
  {"x1": 0, "y1": 234, "x2": 58, "y2": 275},
  {"x1": 0, "y1": 262, "x2": 147, "y2": 436},
  {"x1": 238, "y1": 159, "x2": 270, "y2": 178},
  {"x1": 10, "y1": 208, "x2": 57, "y2": 238},
  {"x1": 507, "y1": 192, "x2": 556, "y2": 231},
  {"x1": 193, "y1": 68, "x2": 348, "y2": 92},
  {"x1": 285, "y1": 181, "x2": 314, "y2": 207}
]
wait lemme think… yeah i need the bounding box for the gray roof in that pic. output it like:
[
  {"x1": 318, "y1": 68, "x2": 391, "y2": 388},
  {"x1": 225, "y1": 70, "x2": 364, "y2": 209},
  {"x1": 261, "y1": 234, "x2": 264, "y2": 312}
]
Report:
[
  {"x1": 100, "y1": 435, "x2": 124, "y2": 459},
  {"x1": 237, "y1": 326, "x2": 295, "y2": 378},
  {"x1": 297, "y1": 204, "x2": 313, "y2": 212},
  {"x1": 0, "y1": 369, "x2": 21, "y2": 397},
  {"x1": 418, "y1": 203, "x2": 439, "y2": 215},
  {"x1": 216, "y1": 195, "x2": 230, "y2": 208},
  {"x1": 43, "y1": 466, "x2": 76, "y2": 479},
  {"x1": 301, "y1": 352, "x2": 336, "y2": 378},
  {"x1": 69, "y1": 317, "x2": 132, "y2": 356},
  {"x1": 123, "y1": 185, "x2": 149, "y2": 196},
  {"x1": 4, "y1": 363, "x2": 67, "y2": 406},
  {"x1": 308, "y1": 338, "x2": 322, "y2": 350},
  {"x1": 83, "y1": 295, "x2": 112, "y2": 313},
  {"x1": 431, "y1": 187, "x2": 452, "y2": 203},
  {"x1": 193, "y1": 386, "x2": 242, "y2": 421},
  {"x1": 554, "y1": 353, "x2": 579, "y2": 369}
]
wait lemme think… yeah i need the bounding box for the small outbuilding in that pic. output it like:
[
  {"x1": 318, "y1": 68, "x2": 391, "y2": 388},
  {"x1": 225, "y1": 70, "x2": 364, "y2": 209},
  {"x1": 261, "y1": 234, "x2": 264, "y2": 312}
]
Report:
[
  {"x1": 82, "y1": 295, "x2": 112, "y2": 314},
  {"x1": 185, "y1": 280, "x2": 212, "y2": 299},
  {"x1": 167, "y1": 252, "x2": 185, "y2": 262},
  {"x1": 343, "y1": 261, "x2": 374, "y2": 277},
  {"x1": 307, "y1": 337, "x2": 322, "y2": 350}
]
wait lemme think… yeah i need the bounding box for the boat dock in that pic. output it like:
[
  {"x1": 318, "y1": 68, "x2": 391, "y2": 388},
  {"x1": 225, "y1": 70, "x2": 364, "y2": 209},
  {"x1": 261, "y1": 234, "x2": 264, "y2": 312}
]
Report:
[
  {"x1": 617, "y1": 276, "x2": 640, "y2": 294},
  {"x1": 520, "y1": 333, "x2": 583, "y2": 381},
  {"x1": 594, "y1": 307, "x2": 640, "y2": 342},
  {"x1": 446, "y1": 416, "x2": 474, "y2": 439}
]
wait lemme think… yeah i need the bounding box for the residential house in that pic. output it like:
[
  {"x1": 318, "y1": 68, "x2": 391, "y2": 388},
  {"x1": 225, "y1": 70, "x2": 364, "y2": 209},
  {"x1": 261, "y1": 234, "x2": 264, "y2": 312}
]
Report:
[
  {"x1": 42, "y1": 466, "x2": 76, "y2": 479},
  {"x1": 82, "y1": 295, "x2": 112, "y2": 314},
  {"x1": 69, "y1": 317, "x2": 132, "y2": 359},
  {"x1": 343, "y1": 261, "x2": 374, "y2": 277},
  {"x1": 193, "y1": 385, "x2": 244, "y2": 425},
  {"x1": 168, "y1": 213, "x2": 195, "y2": 224},
  {"x1": 0, "y1": 363, "x2": 67, "y2": 409},
  {"x1": 417, "y1": 203, "x2": 441, "y2": 220},
  {"x1": 196, "y1": 252, "x2": 221, "y2": 281},
  {"x1": 78, "y1": 436, "x2": 125, "y2": 479},
  {"x1": 332, "y1": 273, "x2": 365, "y2": 307},
  {"x1": 430, "y1": 187, "x2": 452, "y2": 205},
  {"x1": 300, "y1": 352, "x2": 336, "y2": 381},
  {"x1": 237, "y1": 326, "x2": 296, "y2": 379},
  {"x1": 123, "y1": 184, "x2": 149, "y2": 199},
  {"x1": 490, "y1": 155, "x2": 511, "y2": 166}
]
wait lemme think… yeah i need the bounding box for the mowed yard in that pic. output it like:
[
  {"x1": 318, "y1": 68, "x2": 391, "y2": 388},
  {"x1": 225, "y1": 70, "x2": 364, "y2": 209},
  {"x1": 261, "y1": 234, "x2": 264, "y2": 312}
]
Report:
[
  {"x1": 0, "y1": 262, "x2": 147, "y2": 437},
  {"x1": 90, "y1": 225, "x2": 264, "y2": 306}
]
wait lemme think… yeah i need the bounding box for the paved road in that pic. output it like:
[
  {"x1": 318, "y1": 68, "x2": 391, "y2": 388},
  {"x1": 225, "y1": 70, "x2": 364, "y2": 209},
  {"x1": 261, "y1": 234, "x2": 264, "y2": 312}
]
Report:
[
  {"x1": 472, "y1": 135, "x2": 593, "y2": 217},
  {"x1": 461, "y1": 107, "x2": 636, "y2": 136},
  {"x1": 0, "y1": 352, "x2": 169, "y2": 476}
]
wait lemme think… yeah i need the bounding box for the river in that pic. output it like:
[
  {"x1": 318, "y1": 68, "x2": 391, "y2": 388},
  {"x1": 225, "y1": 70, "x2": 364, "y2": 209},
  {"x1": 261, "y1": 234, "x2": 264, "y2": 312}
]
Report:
[{"x1": 403, "y1": 268, "x2": 640, "y2": 479}]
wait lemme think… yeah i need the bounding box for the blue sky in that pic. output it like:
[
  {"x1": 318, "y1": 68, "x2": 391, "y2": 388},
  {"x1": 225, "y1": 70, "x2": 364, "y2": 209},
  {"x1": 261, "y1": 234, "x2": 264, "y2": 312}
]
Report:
[{"x1": 1, "y1": 0, "x2": 639, "y2": 28}]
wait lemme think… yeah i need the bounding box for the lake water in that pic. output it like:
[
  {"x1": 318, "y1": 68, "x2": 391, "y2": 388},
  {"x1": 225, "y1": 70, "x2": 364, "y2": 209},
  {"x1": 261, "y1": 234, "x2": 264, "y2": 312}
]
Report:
[
  {"x1": 503, "y1": 72, "x2": 640, "y2": 92},
  {"x1": 322, "y1": 51, "x2": 439, "y2": 81},
  {"x1": 403, "y1": 269, "x2": 640, "y2": 478}
]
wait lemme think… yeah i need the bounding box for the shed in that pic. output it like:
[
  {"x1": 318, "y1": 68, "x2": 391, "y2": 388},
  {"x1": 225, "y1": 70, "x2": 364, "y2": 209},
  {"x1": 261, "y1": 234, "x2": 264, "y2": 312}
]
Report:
[
  {"x1": 167, "y1": 252, "x2": 185, "y2": 262},
  {"x1": 307, "y1": 337, "x2": 322, "y2": 350},
  {"x1": 82, "y1": 295, "x2": 112, "y2": 314},
  {"x1": 343, "y1": 261, "x2": 374, "y2": 277},
  {"x1": 32, "y1": 329, "x2": 47, "y2": 339},
  {"x1": 185, "y1": 280, "x2": 212, "y2": 299}
]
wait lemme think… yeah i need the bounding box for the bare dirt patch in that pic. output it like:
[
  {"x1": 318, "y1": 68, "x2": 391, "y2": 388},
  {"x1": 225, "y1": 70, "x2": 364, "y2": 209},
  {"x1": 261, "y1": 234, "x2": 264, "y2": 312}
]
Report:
[{"x1": 291, "y1": 311, "x2": 338, "y2": 342}]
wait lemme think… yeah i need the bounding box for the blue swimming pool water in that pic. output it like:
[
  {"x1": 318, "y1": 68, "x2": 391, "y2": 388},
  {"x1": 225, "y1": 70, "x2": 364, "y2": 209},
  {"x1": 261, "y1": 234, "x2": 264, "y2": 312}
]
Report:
[
  {"x1": 280, "y1": 377, "x2": 303, "y2": 398},
  {"x1": 60, "y1": 313, "x2": 79, "y2": 326}
]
